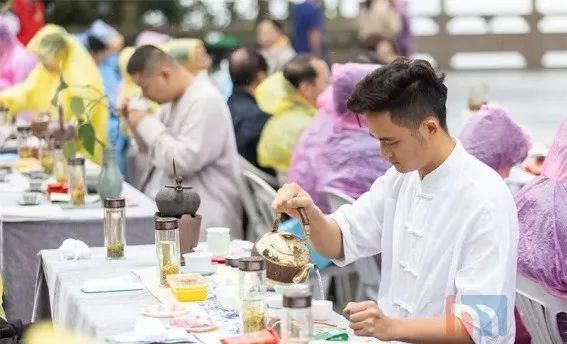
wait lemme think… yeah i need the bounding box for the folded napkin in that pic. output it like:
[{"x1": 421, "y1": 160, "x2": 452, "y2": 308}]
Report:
[
  {"x1": 81, "y1": 276, "x2": 144, "y2": 294},
  {"x1": 58, "y1": 239, "x2": 92, "y2": 261},
  {"x1": 107, "y1": 317, "x2": 196, "y2": 343}
]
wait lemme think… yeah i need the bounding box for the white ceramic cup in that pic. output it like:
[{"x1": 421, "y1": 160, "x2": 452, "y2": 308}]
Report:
[
  {"x1": 183, "y1": 251, "x2": 213, "y2": 273},
  {"x1": 312, "y1": 300, "x2": 334, "y2": 320},
  {"x1": 206, "y1": 227, "x2": 230, "y2": 257}
]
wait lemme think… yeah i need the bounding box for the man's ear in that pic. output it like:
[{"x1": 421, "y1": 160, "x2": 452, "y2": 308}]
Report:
[{"x1": 422, "y1": 116, "x2": 440, "y2": 136}]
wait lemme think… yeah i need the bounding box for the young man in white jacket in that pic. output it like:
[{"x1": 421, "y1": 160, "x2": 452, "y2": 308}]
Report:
[{"x1": 273, "y1": 58, "x2": 517, "y2": 344}]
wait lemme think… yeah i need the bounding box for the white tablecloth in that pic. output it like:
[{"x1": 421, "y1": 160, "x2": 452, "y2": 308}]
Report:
[
  {"x1": 33, "y1": 245, "x2": 375, "y2": 343},
  {"x1": 1, "y1": 183, "x2": 156, "y2": 321}
]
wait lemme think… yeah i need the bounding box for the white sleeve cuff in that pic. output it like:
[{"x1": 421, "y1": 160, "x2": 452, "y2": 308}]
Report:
[
  {"x1": 328, "y1": 205, "x2": 359, "y2": 267},
  {"x1": 135, "y1": 115, "x2": 165, "y2": 149}
]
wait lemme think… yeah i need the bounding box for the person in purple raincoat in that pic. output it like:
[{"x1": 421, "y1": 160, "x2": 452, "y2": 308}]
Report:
[
  {"x1": 516, "y1": 118, "x2": 567, "y2": 343},
  {"x1": 288, "y1": 63, "x2": 391, "y2": 213}
]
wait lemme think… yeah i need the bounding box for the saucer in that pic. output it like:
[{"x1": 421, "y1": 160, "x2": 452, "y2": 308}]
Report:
[
  {"x1": 182, "y1": 265, "x2": 217, "y2": 276},
  {"x1": 18, "y1": 199, "x2": 41, "y2": 206},
  {"x1": 142, "y1": 303, "x2": 191, "y2": 318}
]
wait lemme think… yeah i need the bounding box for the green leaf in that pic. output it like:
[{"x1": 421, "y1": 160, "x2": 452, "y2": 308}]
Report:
[
  {"x1": 62, "y1": 141, "x2": 76, "y2": 160},
  {"x1": 50, "y1": 94, "x2": 58, "y2": 108},
  {"x1": 78, "y1": 123, "x2": 96, "y2": 156},
  {"x1": 70, "y1": 97, "x2": 85, "y2": 118}
]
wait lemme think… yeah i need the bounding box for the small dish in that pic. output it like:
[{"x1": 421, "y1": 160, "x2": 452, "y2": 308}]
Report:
[
  {"x1": 168, "y1": 312, "x2": 217, "y2": 332},
  {"x1": 142, "y1": 303, "x2": 191, "y2": 318},
  {"x1": 182, "y1": 265, "x2": 217, "y2": 276}
]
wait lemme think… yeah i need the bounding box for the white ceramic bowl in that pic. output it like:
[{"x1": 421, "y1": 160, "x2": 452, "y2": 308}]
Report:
[
  {"x1": 183, "y1": 251, "x2": 213, "y2": 273},
  {"x1": 312, "y1": 300, "x2": 334, "y2": 320}
]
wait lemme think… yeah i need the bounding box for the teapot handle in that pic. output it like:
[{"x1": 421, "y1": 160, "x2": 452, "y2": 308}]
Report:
[{"x1": 273, "y1": 208, "x2": 311, "y2": 241}]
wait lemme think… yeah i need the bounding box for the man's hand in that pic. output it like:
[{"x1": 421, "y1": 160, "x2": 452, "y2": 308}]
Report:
[
  {"x1": 344, "y1": 301, "x2": 396, "y2": 341},
  {"x1": 125, "y1": 109, "x2": 149, "y2": 128},
  {"x1": 272, "y1": 182, "x2": 324, "y2": 224}
]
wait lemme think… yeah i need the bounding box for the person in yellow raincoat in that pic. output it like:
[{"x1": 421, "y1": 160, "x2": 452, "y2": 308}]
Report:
[
  {"x1": 163, "y1": 38, "x2": 212, "y2": 74},
  {"x1": 255, "y1": 54, "x2": 329, "y2": 171},
  {"x1": 0, "y1": 24, "x2": 108, "y2": 164}
]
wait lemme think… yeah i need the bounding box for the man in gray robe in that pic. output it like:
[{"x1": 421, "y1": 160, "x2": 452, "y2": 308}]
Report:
[{"x1": 122, "y1": 45, "x2": 243, "y2": 238}]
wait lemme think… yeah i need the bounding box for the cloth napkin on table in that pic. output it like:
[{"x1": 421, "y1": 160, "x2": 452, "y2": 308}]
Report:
[{"x1": 57, "y1": 239, "x2": 92, "y2": 261}]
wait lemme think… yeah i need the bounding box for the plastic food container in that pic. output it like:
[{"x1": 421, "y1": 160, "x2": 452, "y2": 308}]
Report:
[{"x1": 167, "y1": 273, "x2": 208, "y2": 302}]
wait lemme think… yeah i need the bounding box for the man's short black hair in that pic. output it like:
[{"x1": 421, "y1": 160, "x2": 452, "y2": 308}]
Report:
[
  {"x1": 87, "y1": 35, "x2": 107, "y2": 54},
  {"x1": 283, "y1": 54, "x2": 318, "y2": 89},
  {"x1": 347, "y1": 57, "x2": 448, "y2": 131},
  {"x1": 126, "y1": 44, "x2": 176, "y2": 76},
  {"x1": 256, "y1": 18, "x2": 285, "y2": 32},
  {"x1": 228, "y1": 47, "x2": 268, "y2": 88}
]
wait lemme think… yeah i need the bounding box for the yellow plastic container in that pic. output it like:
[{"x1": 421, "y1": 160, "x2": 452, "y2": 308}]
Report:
[{"x1": 167, "y1": 273, "x2": 208, "y2": 302}]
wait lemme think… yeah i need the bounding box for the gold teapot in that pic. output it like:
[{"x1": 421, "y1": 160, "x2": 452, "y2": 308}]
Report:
[{"x1": 252, "y1": 208, "x2": 314, "y2": 284}]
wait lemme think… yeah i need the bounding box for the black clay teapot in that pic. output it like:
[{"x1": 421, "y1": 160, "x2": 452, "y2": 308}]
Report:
[
  {"x1": 155, "y1": 160, "x2": 200, "y2": 217},
  {"x1": 252, "y1": 208, "x2": 314, "y2": 284}
]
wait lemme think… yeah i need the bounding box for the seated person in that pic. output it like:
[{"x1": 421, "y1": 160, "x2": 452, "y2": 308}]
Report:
[
  {"x1": 516, "y1": 118, "x2": 567, "y2": 343},
  {"x1": 256, "y1": 54, "x2": 329, "y2": 172},
  {"x1": 0, "y1": 14, "x2": 37, "y2": 91},
  {"x1": 460, "y1": 104, "x2": 530, "y2": 178},
  {"x1": 274, "y1": 58, "x2": 517, "y2": 343},
  {"x1": 0, "y1": 24, "x2": 108, "y2": 164},
  {"x1": 227, "y1": 47, "x2": 273, "y2": 174},
  {"x1": 288, "y1": 63, "x2": 390, "y2": 213},
  {"x1": 256, "y1": 18, "x2": 296, "y2": 73},
  {"x1": 123, "y1": 45, "x2": 243, "y2": 238}
]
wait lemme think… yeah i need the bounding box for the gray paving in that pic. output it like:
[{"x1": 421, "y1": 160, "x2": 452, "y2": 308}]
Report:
[{"x1": 444, "y1": 70, "x2": 567, "y2": 144}]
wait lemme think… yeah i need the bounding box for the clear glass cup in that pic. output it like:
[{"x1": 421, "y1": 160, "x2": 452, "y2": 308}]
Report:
[
  {"x1": 155, "y1": 217, "x2": 181, "y2": 287},
  {"x1": 16, "y1": 124, "x2": 33, "y2": 159},
  {"x1": 68, "y1": 157, "x2": 86, "y2": 206},
  {"x1": 104, "y1": 197, "x2": 126, "y2": 259},
  {"x1": 38, "y1": 136, "x2": 54, "y2": 174},
  {"x1": 239, "y1": 257, "x2": 267, "y2": 333},
  {"x1": 281, "y1": 291, "x2": 313, "y2": 344}
]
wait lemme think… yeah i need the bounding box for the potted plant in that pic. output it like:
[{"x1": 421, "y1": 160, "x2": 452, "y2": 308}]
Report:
[{"x1": 50, "y1": 75, "x2": 123, "y2": 200}]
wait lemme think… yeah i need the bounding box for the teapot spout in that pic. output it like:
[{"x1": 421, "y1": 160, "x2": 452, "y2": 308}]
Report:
[{"x1": 292, "y1": 263, "x2": 314, "y2": 284}]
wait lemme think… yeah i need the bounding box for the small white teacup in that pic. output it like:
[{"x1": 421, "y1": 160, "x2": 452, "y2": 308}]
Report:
[
  {"x1": 183, "y1": 251, "x2": 213, "y2": 274},
  {"x1": 312, "y1": 300, "x2": 334, "y2": 320}
]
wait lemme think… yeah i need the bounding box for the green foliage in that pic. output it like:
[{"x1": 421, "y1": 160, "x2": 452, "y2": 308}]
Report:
[
  {"x1": 52, "y1": 76, "x2": 107, "y2": 157},
  {"x1": 70, "y1": 97, "x2": 85, "y2": 119},
  {"x1": 77, "y1": 123, "x2": 96, "y2": 156}
]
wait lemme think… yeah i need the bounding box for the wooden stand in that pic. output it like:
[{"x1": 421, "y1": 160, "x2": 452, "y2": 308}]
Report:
[{"x1": 178, "y1": 214, "x2": 202, "y2": 255}]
